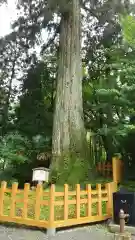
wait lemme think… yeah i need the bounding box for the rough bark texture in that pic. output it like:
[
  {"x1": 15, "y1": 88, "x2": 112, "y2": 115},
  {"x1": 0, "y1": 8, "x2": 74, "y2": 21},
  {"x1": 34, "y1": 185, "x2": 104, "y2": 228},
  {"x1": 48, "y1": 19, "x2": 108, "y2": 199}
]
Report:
[{"x1": 50, "y1": 0, "x2": 93, "y2": 184}]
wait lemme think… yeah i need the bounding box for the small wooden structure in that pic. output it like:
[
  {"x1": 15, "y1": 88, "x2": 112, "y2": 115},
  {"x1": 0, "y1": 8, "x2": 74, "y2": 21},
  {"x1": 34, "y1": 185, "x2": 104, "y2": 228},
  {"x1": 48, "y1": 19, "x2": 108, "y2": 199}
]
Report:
[{"x1": 32, "y1": 167, "x2": 50, "y2": 184}]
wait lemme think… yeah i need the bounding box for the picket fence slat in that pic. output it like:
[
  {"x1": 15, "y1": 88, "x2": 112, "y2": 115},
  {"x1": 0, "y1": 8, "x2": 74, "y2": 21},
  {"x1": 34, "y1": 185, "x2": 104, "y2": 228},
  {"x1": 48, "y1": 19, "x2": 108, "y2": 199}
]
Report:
[
  {"x1": 10, "y1": 183, "x2": 18, "y2": 218},
  {"x1": 87, "y1": 184, "x2": 91, "y2": 217},
  {"x1": 0, "y1": 181, "x2": 7, "y2": 216},
  {"x1": 64, "y1": 184, "x2": 68, "y2": 220},
  {"x1": 106, "y1": 183, "x2": 112, "y2": 215},
  {"x1": 49, "y1": 184, "x2": 55, "y2": 226},
  {"x1": 35, "y1": 184, "x2": 42, "y2": 220},
  {"x1": 23, "y1": 183, "x2": 29, "y2": 218},
  {"x1": 97, "y1": 184, "x2": 102, "y2": 217},
  {"x1": 76, "y1": 184, "x2": 80, "y2": 219}
]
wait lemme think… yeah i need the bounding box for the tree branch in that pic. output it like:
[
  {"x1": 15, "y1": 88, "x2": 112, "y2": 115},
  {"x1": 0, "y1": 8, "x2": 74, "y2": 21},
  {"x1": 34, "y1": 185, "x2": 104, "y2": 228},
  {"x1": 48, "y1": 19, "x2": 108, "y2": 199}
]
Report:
[{"x1": 41, "y1": 24, "x2": 60, "y2": 54}]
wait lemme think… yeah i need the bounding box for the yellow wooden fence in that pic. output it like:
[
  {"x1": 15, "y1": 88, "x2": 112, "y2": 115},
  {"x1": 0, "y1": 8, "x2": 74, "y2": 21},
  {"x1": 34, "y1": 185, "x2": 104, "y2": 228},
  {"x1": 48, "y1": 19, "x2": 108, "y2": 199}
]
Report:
[{"x1": 0, "y1": 181, "x2": 117, "y2": 230}]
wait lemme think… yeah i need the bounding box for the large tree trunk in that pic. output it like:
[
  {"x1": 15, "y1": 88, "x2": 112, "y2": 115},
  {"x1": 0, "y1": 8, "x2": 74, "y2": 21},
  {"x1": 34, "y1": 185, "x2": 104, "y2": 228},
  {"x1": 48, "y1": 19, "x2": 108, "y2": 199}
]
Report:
[{"x1": 50, "y1": 0, "x2": 94, "y2": 184}]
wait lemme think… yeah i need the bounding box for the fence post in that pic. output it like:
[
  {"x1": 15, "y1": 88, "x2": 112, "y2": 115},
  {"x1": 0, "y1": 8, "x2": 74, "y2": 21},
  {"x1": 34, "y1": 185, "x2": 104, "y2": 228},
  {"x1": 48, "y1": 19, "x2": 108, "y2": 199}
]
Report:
[
  {"x1": 112, "y1": 157, "x2": 117, "y2": 183},
  {"x1": 97, "y1": 184, "x2": 102, "y2": 217},
  {"x1": 23, "y1": 183, "x2": 30, "y2": 219},
  {"x1": 86, "y1": 184, "x2": 91, "y2": 217},
  {"x1": 64, "y1": 184, "x2": 68, "y2": 221},
  {"x1": 0, "y1": 181, "x2": 7, "y2": 216},
  {"x1": 112, "y1": 157, "x2": 123, "y2": 184},
  {"x1": 47, "y1": 184, "x2": 56, "y2": 236},
  {"x1": 35, "y1": 183, "x2": 42, "y2": 220},
  {"x1": 10, "y1": 182, "x2": 18, "y2": 218},
  {"x1": 106, "y1": 183, "x2": 112, "y2": 216},
  {"x1": 76, "y1": 184, "x2": 80, "y2": 219}
]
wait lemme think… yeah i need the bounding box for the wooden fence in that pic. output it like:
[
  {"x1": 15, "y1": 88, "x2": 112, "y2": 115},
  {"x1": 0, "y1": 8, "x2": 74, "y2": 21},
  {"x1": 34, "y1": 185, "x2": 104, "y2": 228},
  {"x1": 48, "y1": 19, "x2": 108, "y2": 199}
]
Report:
[
  {"x1": 0, "y1": 181, "x2": 117, "y2": 230},
  {"x1": 97, "y1": 162, "x2": 112, "y2": 178},
  {"x1": 97, "y1": 157, "x2": 123, "y2": 183}
]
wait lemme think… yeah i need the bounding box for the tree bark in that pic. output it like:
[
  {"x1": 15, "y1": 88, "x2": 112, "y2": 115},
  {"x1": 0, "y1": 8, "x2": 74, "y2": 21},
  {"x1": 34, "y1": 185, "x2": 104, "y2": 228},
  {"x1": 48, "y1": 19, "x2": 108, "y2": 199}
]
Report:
[{"x1": 50, "y1": 0, "x2": 93, "y2": 184}]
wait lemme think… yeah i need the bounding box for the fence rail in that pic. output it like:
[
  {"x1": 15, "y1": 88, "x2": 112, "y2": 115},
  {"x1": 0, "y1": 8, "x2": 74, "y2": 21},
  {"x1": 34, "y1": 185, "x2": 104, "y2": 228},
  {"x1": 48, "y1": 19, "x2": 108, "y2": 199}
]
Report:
[{"x1": 0, "y1": 181, "x2": 117, "y2": 230}]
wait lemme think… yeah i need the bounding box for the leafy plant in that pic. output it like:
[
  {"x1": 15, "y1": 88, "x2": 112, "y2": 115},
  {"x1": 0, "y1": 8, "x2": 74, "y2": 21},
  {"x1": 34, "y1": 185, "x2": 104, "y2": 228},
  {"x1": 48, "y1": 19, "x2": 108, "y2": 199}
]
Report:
[{"x1": 0, "y1": 132, "x2": 29, "y2": 168}]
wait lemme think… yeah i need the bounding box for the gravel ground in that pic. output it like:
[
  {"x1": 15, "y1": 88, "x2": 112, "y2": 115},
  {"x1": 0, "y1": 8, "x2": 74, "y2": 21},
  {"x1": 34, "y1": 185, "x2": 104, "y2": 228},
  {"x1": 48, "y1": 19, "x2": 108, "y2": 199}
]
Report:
[{"x1": 0, "y1": 224, "x2": 115, "y2": 240}]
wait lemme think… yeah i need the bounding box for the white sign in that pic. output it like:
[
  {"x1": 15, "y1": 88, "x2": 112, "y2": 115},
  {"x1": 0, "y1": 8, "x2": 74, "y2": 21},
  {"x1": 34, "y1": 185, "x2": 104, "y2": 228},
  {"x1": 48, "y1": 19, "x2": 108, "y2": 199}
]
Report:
[{"x1": 32, "y1": 168, "x2": 50, "y2": 182}]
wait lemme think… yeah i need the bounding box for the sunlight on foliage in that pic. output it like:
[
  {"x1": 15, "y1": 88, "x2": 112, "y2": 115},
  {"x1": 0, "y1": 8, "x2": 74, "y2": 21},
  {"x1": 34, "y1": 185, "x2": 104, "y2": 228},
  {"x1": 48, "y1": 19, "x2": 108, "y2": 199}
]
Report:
[{"x1": 121, "y1": 15, "x2": 135, "y2": 46}]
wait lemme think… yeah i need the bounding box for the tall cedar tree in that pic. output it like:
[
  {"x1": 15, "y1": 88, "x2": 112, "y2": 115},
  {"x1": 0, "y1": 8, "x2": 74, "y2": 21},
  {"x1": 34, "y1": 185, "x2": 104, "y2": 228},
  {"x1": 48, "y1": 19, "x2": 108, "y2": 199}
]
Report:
[{"x1": 50, "y1": 0, "x2": 92, "y2": 184}]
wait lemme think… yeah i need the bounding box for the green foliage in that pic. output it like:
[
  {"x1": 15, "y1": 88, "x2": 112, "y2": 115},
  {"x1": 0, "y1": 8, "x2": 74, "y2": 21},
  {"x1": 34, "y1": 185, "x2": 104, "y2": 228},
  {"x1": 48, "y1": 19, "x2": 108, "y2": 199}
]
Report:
[
  {"x1": 0, "y1": 132, "x2": 31, "y2": 184},
  {"x1": 121, "y1": 15, "x2": 135, "y2": 46},
  {"x1": 16, "y1": 61, "x2": 53, "y2": 138},
  {"x1": 0, "y1": 132, "x2": 29, "y2": 167}
]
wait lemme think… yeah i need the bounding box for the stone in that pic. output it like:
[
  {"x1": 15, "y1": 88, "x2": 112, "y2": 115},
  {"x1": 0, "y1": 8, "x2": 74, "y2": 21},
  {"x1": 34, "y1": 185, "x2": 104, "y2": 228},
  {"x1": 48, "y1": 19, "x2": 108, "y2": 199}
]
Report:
[
  {"x1": 114, "y1": 232, "x2": 131, "y2": 240},
  {"x1": 47, "y1": 228, "x2": 56, "y2": 237}
]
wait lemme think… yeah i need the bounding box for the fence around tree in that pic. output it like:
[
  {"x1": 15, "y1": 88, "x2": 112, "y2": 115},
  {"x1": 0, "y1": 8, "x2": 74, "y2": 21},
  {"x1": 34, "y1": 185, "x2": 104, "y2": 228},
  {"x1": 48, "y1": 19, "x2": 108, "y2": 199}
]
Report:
[
  {"x1": 0, "y1": 181, "x2": 117, "y2": 230},
  {"x1": 0, "y1": 157, "x2": 122, "y2": 230}
]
